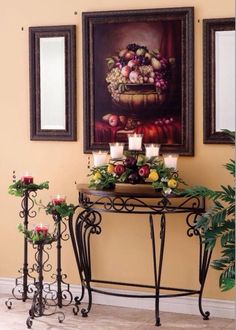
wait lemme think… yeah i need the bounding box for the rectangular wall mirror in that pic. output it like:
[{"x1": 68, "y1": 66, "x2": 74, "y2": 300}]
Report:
[
  {"x1": 203, "y1": 18, "x2": 235, "y2": 144},
  {"x1": 29, "y1": 25, "x2": 77, "y2": 141}
]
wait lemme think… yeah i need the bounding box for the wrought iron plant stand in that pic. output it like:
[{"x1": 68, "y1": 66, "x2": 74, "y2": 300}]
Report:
[
  {"x1": 44, "y1": 212, "x2": 73, "y2": 308},
  {"x1": 5, "y1": 187, "x2": 37, "y2": 308},
  {"x1": 5, "y1": 181, "x2": 73, "y2": 313},
  {"x1": 69, "y1": 184, "x2": 213, "y2": 327},
  {"x1": 26, "y1": 239, "x2": 65, "y2": 328}
]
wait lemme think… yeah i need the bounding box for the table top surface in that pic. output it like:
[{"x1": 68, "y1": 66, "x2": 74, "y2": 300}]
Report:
[{"x1": 76, "y1": 183, "x2": 184, "y2": 199}]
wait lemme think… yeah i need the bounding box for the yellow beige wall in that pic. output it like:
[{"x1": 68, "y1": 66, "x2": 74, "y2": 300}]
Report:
[{"x1": 0, "y1": 0, "x2": 234, "y2": 302}]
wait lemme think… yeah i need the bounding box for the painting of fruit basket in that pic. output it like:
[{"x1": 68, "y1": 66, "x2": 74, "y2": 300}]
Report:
[{"x1": 83, "y1": 7, "x2": 194, "y2": 155}]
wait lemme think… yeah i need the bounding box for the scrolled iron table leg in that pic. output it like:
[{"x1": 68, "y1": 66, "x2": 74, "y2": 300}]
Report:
[
  {"x1": 69, "y1": 207, "x2": 101, "y2": 317},
  {"x1": 198, "y1": 247, "x2": 212, "y2": 320},
  {"x1": 186, "y1": 211, "x2": 212, "y2": 321},
  {"x1": 149, "y1": 213, "x2": 166, "y2": 326}
]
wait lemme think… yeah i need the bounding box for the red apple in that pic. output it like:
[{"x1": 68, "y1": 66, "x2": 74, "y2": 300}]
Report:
[
  {"x1": 108, "y1": 115, "x2": 119, "y2": 127},
  {"x1": 124, "y1": 51, "x2": 135, "y2": 60},
  {"x1": 114, "y1": 164, "x2": 125, "y2": 176},
  {"x1": 121, "y1": 65, "x2": 131, "y2": 77},
  {"x1": 138, "y1": 165, "x2": 150, "y2": 178},
  {"x1": 119, "y1": 49, "x2": 127, "y2": 57}
]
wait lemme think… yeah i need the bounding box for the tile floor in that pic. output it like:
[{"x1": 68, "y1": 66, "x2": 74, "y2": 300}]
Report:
[{"x1": 0, "y1": 295, "x2": 234, "y2": 330}]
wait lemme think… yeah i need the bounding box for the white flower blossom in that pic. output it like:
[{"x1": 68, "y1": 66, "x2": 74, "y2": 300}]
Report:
[
  {"x1": 163, "y1": 188, "x2": 172, "y2": 195},
  {"x1": 161, "y1": 177, "x2": 168, "y2": 182}
]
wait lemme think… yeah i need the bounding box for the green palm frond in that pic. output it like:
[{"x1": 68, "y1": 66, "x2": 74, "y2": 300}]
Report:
[
  {"x1": 184, "y1": 186, "x2": 221, "y2": 201},
  {"x1": 222, "y1": 129, "x2": 235, "y2": 141},
  {"x1": 221, "y1": 227, "x2": 235, "y2": 247},
  {"x1": 183, "y1": 130, "x2": 235, "y2": 291},
  {"x1": 224, "y1": 159, "x2": 235, "y2": 177}
]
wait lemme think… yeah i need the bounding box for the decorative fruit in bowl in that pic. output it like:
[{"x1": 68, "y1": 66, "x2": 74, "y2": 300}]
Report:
[
  {"x1": 138, "y1": 165, "x2": 150, "y2": 178},
  {"x1": 123, "y1": 156, "x2": 137, "y2": 169},
  {"x1": 106, "y1": 43, "x2": 175, "y2": 114},
  {"x1": 127, "y1": 171, "x2": 140, "y2": 184},
  {"x1": 114, "y1": 164, "x2": 125, "y2": 176}
]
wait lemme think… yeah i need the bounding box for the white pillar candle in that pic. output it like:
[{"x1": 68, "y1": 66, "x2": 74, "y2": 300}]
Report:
[
  {"x1": 92, "y1": 151, "x2": 108, "y2": 167},
  {"x1": 145, "y1": 144, "x2": 160, "y2": 158},
  {"x1": 109, "y1": 142, "x2": 124, "y2": 159},
  {"x1": 163, "y1": 154, "x2": 178, "y2": 169},
  {"x1": 128, "y1": 133, "x2": 143, "y2": 150}
]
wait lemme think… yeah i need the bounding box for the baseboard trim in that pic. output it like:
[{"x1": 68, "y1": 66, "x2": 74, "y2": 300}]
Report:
[{"x1": 0, "y1": 277, "x2": 234, "y2": 319}]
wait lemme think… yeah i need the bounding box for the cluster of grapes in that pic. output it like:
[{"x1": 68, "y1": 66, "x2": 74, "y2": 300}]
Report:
[
  {"x1": 106, "y1": 68, "x2": 125, "y2": 101},
  {"x1": 137, "y1": 56, "x2": 150, "y2": 66},
  {"x1": 139, "y1": 65, "x2": 155, "y2": 84},
  {"x1": 127, "y1": 43, "x2": 148, "y2": 53}
]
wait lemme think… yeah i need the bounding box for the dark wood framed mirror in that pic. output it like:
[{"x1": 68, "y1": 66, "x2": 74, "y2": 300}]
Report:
[
  {"x1": 29, "y1": 25, "x2": 77, "y2": 141},
  {"x1": 203, "y1": 18, "x2": 235, "y2": 144}
]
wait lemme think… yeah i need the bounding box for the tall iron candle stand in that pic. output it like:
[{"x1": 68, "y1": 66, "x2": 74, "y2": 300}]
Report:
[
  {"x1": 26, "y1": 240, "x2": 65, "y2": 328},
  {"x1": 45, "y1": 212, "x2": 73, "y2": 308},
  {"x1": 6, "y1": 187, "x2": 37, "y2": 308}
]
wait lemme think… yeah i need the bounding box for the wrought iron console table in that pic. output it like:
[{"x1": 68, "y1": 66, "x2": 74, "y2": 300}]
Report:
[{"x1": 69, "y1": 184, "x2": 212, "y2": 327}]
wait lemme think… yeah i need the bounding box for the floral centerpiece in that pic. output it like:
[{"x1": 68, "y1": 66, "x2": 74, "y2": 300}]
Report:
[{"x1": 88, "y1": 154, "x2": 185, "y2": 195}]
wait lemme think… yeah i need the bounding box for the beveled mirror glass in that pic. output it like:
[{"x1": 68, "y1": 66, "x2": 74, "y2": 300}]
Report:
[{"x1": 29, "y1": 25, "x2": 76, "y2": 140}]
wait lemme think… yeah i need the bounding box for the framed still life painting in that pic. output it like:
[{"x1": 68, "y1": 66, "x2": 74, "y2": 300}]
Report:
[{"x1": 83, "y1": 7, "x2": 194, "y2": 155}]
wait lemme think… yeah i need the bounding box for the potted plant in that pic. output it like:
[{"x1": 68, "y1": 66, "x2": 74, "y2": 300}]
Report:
[{"x1": 184, "y1": 131, "x2": 235, "y2": 291}]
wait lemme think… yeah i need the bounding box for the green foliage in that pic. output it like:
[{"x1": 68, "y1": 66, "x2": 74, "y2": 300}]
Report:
[
  {"x1": 8, "y1": 180, "x2": 49, "y2": 197},
  {"x1": 183, "y1": 132, "x2": 235, "y2": 291},
  {"x1": 45, "y1": 202, "x2": 75, "y2": 218},
  {"x1": 88, "y1": 165, "x2": 116, "y2": 190},
  {"x1": 106, "y1": 57, "x2": 115, "y2": 70},
  {"x1": 18, "y1": 223, "x2": 54, "y2": 244},
  {"x1": 224, "y1": 159, "x2": 235, "y2": 177}
]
